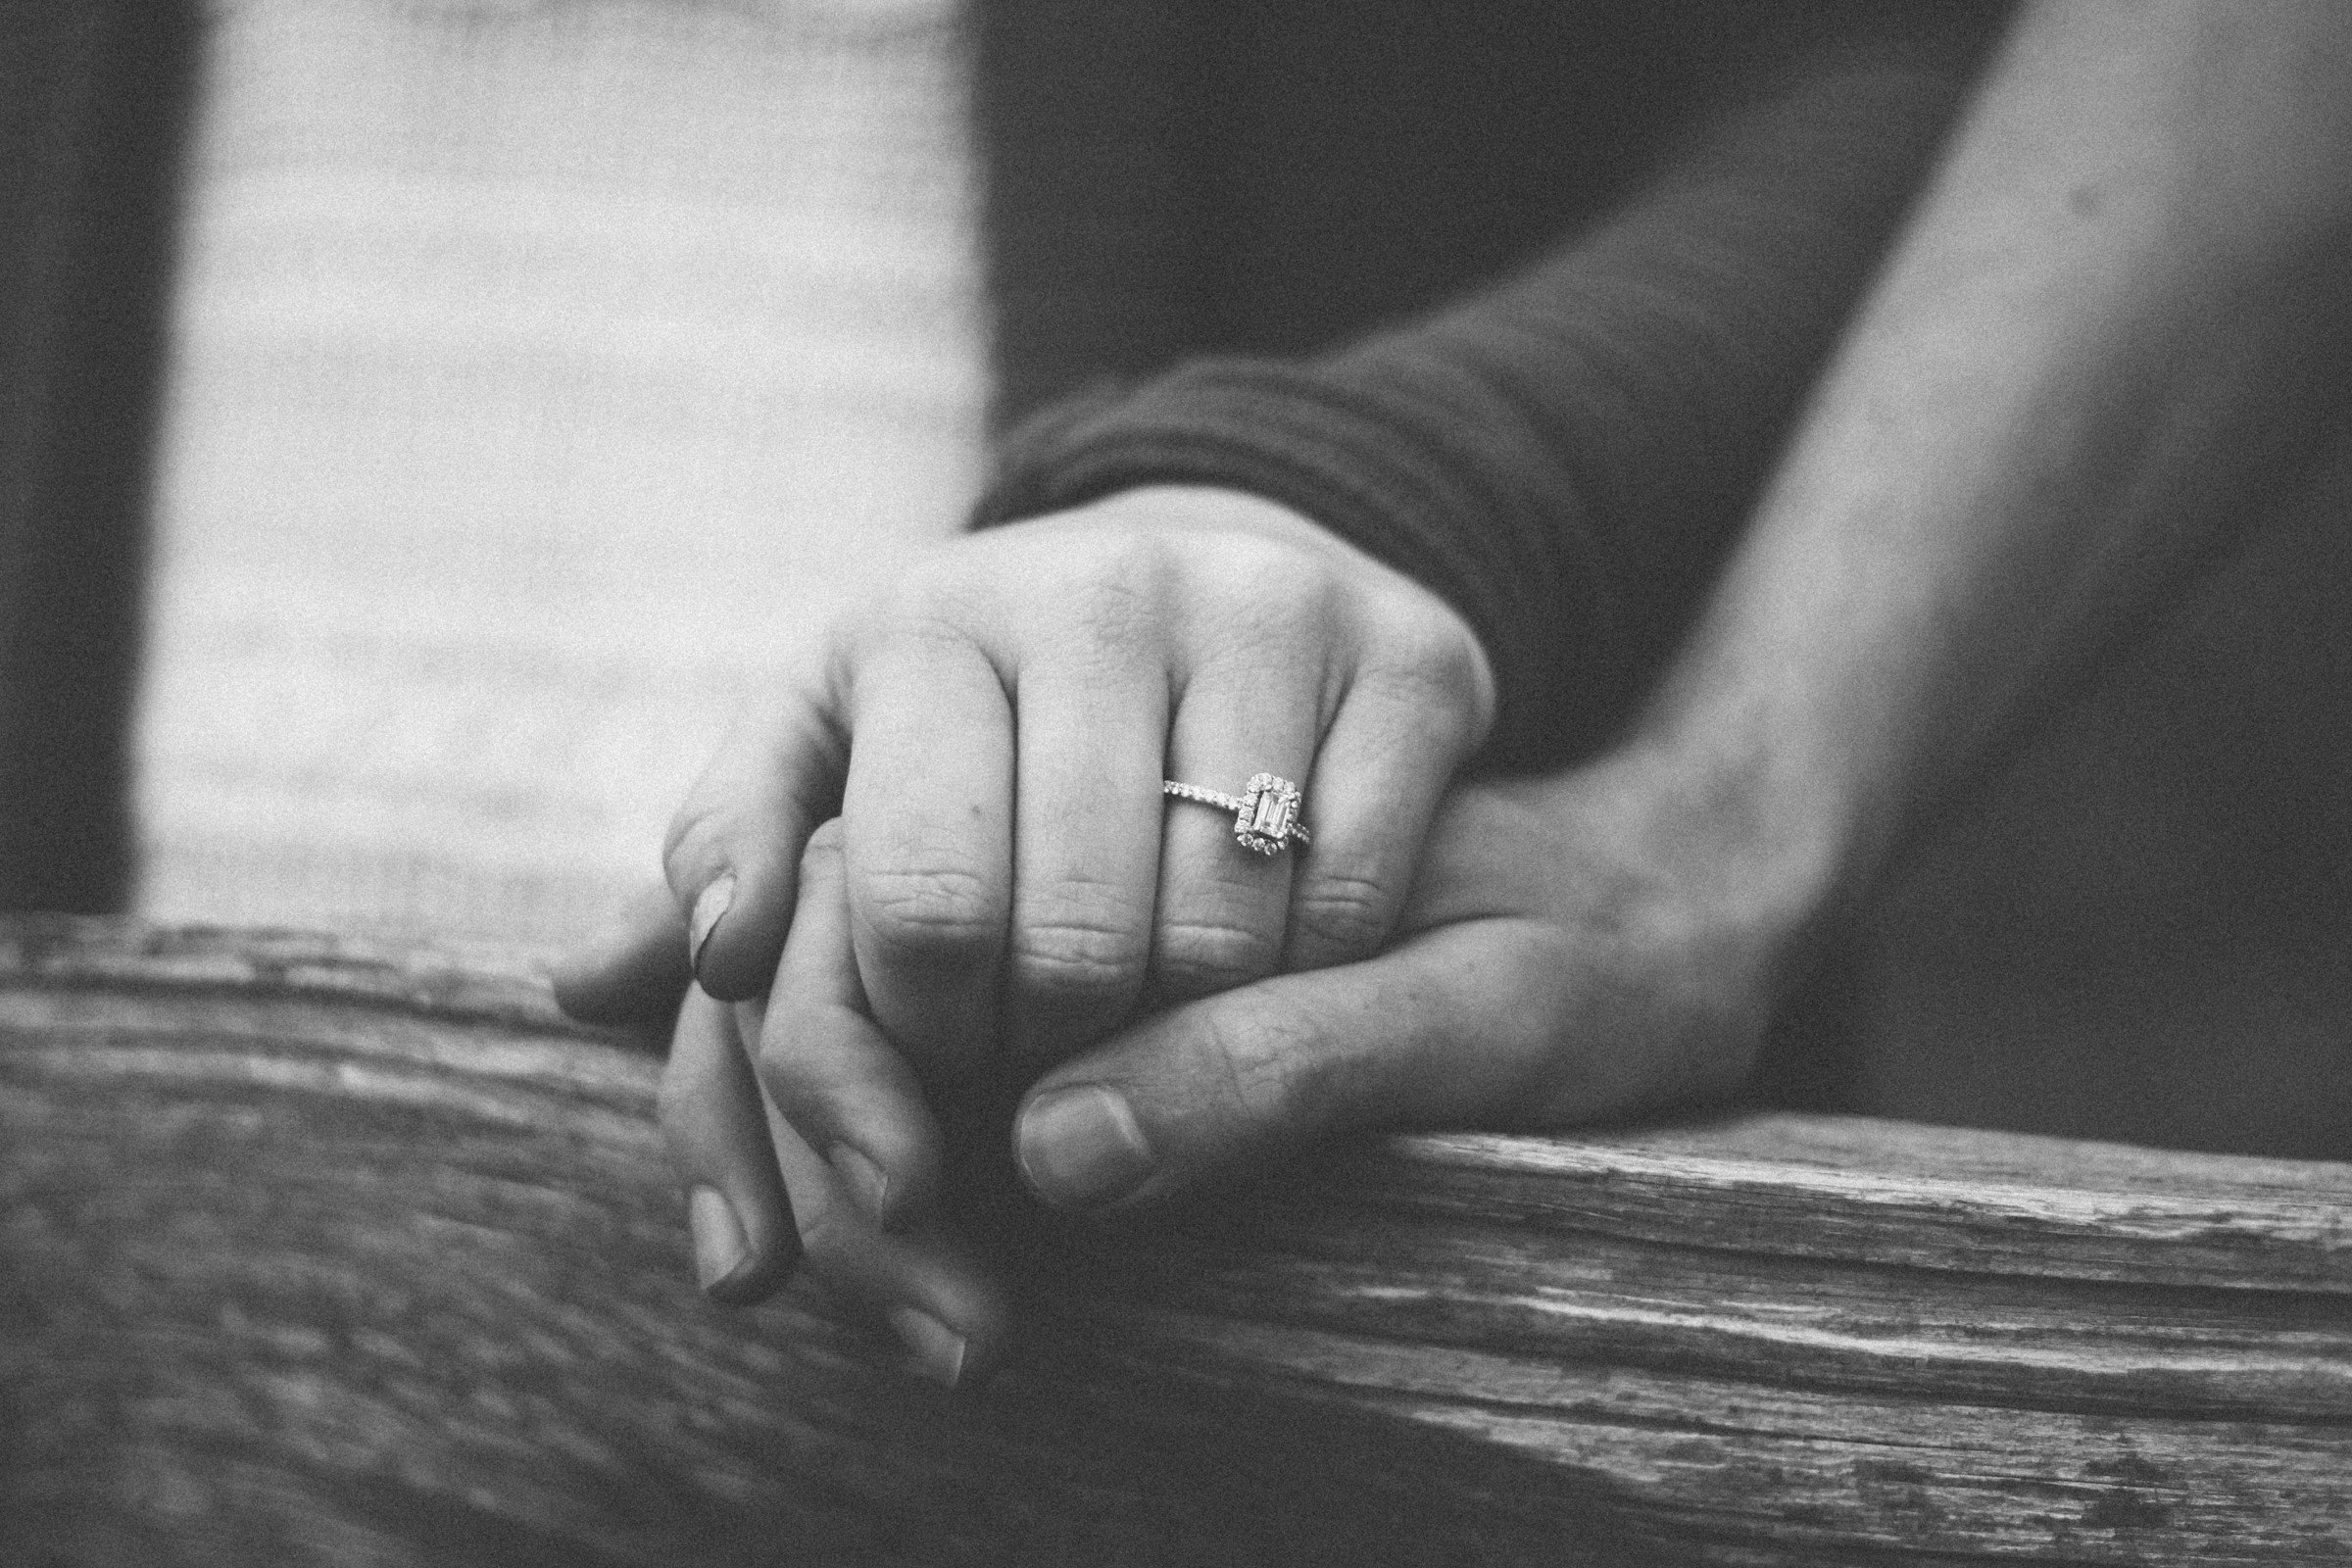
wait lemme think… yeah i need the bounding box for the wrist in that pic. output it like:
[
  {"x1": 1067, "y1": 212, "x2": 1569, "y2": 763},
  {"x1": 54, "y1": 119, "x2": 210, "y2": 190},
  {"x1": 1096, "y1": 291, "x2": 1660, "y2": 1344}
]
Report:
[
  {"x1": 1607, "y1": 689, "x2": 1864, "y2": 996},
  {"x1": 1474, "y1": 738, "x2": 1847, "y2": 1113}
]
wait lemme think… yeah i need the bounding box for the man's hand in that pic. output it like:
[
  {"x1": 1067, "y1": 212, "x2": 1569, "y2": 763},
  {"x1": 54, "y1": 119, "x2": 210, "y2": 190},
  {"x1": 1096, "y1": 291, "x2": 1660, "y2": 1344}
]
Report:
[
  {"x1": 1005, "y1": 757, "x2": 1819, "y2": 1210},
  {"x1": 625, "y1": 744, "x2": 1831, "y2": 1381}
]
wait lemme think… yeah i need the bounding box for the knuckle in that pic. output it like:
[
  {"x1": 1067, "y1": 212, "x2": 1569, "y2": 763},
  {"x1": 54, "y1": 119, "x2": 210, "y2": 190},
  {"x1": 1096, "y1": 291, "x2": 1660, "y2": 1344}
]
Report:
[
  {"x1": 861, "y1": 570, "x2": 993, "y2": 664},
  {"x1": 1153, "y1": 916, "x2": 1284, "y2": 998},
  {"x1": 1070, "y1": 567, "x2": 1154, "y2": 633},
  {"x1": 801, "y1": 815, "x2": 846, "y2": 866},
  {"x1": 1200, "y1": 529, "x2": 1312, "y2": 592},
  {"x1": 1044, "y1": 574, "x2": 1167, "y2": 670},
  {"x1": 1037, "y1": 525, "x2": 1184, "y2": 636},
  {"x1": 1192, "y1": 538, "x2": 1340, "y2": 633},
  {"x1": 1380, "y1": 620, "x2": 1485, "y2": 707},
  {"x1": 1245, "y1": 569, "x2": 1345, "y2": 649},
  {"x1": 1289, "y1": 872, "x2": 1399, "y2": 960},
  {"x1": 1365, "y1": 604, "x2": 1491, "y2": 718},
  {"x1": 1063, "y1": 534, "x2": 1168, "y2": 611},
  {"x1": 857, "y1": 862, "x2": 1003, "y2": 971},
  {"x1": 1009, "y1": 914, "x2": 1149, "y2": 1004},
  {"x1": 873, "y1": 610, "x2": 986, "y2": 670}
]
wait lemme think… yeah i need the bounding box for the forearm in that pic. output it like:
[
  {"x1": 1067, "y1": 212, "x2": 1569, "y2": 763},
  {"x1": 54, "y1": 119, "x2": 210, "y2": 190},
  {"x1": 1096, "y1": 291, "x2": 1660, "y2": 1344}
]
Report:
[
  {"x1": 1646, "y1": 0, "x2": 2352, "y2": 931},
  {"x1": 975, "y1": 17, "x2": 2001, "y2": 765}
]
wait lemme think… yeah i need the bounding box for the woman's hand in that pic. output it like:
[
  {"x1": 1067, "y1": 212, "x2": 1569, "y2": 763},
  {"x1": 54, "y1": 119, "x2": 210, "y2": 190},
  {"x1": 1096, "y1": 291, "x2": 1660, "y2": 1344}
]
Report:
[
  {"x1": 638, "y1": 740, "x2": 1835, "y2": 1382},
  {"x1": 662, "y1": 483, "x2": 1494, "y2": 1198}
]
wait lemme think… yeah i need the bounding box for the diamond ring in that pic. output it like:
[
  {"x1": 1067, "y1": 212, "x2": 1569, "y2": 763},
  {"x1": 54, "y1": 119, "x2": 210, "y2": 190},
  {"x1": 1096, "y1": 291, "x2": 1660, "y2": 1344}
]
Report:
[{"x1": 1163, "y1": 773, "x2": 1310, "y2": 856}]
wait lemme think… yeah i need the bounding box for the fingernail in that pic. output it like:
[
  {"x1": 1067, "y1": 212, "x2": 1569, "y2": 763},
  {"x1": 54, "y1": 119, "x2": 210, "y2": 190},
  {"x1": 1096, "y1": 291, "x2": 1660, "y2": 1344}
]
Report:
[
  {"x1": 828, "y1": 1143, "x2": 893, "y2": 1228},
  {"x1": 887, "y1": 1305, "x2": 967, "y2": 1389},
  {"x1": 688, "y1": 874, "x2": 736, "y2": 978},
  {"x1": 1017, "y1": 1086, "x2": 1154, "y2": 1209},
  {"x1": 687, "y1": 1185, "x2": 752, "y2": 1298}
]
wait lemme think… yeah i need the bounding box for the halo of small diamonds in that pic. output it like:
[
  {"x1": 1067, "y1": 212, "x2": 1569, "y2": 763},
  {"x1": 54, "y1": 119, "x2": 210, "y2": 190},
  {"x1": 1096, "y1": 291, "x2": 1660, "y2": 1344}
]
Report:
[{"x1": 1162, "y1": 774, "x2": 1310, "y2": 855}]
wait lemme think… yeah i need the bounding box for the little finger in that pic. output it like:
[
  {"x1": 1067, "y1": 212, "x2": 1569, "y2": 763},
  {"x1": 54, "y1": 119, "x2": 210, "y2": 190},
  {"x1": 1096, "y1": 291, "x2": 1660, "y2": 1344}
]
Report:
[
  {"x1": 658, "y1": 987, "x2": 799, "y2": 1303},
  {"x1": 1151, "y1": 660, "x2": 1324, "y2": 1004}
]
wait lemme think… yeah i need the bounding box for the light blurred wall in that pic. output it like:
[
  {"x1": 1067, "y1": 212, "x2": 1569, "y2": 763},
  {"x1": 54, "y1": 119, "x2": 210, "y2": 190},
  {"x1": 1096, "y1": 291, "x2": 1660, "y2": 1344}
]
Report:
[{"x1": 136, "y1": 0, "x2": 985, "y2": 952}]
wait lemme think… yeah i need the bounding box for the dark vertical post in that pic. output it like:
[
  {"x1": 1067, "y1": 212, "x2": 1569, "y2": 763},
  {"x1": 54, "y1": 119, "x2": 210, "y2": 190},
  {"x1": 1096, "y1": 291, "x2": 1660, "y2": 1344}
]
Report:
[
  {"x1": 969, "y1": 0, "x2": 1219, "y2": 434},
  {"x1": 0, "y1": 0, "x2": 199, "y2": 911}
]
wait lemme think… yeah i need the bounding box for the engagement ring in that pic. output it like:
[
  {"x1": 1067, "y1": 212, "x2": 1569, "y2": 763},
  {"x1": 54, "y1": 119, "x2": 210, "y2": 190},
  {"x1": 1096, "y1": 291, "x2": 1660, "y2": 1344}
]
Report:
[{"x1": 1162, "y1": 773, "x2": 1310, "y2": 855}]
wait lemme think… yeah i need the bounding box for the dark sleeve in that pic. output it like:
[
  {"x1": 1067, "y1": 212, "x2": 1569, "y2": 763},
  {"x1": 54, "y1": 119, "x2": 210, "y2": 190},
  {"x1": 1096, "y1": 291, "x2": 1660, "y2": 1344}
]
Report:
[{"x1": 971, "y1": 22, "x2": 2000, "y2": 767}]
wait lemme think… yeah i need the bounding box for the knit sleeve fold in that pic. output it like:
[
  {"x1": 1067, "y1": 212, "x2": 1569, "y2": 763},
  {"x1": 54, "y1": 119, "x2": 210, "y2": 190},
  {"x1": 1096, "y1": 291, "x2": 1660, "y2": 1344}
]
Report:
[
  {"x1": 974, "y1": 357, "x2": 1608, "y2": 761},
  {"x1": 973, "y1": 26, "x2": 1994, "y2": 766}
]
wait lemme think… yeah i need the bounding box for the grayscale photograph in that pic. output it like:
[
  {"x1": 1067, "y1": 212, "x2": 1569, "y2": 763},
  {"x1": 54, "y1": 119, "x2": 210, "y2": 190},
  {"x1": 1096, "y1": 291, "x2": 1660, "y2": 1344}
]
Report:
[{"x1": 3, "y1": 0, "x2": 2348, "y2": 1561}]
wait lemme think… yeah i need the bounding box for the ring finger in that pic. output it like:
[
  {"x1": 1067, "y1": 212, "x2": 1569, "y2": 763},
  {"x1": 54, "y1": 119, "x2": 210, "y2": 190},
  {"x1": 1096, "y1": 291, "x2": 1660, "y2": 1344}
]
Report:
[{"x1": 1151, "y1": 658, "x2": 1325, "y2": 1005}]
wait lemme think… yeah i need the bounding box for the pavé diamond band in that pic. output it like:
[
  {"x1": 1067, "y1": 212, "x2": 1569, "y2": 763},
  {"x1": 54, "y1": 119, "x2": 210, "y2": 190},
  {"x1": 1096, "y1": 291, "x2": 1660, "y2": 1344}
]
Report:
[{"x1": 1162, "y1": 773, "x2": 1311, "y2": 855}]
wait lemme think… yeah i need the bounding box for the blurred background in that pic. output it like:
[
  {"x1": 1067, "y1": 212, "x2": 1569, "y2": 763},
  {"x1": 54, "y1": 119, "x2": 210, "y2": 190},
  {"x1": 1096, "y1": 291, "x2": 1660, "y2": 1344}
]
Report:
[
  {"x1": 18, "y1": 0, "x2": 2337, "y2": 1153},
  {"x1": 136, "y1": 0, "x2": 983, "y2": 953}
]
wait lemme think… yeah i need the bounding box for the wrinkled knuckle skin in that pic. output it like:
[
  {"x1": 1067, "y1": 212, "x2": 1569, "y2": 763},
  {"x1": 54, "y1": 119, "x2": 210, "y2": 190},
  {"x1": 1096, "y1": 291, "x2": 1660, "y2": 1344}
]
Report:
[
  {"x1": 1009, "y1": 918, "x2": 1148, "y2": 1009},
  {"x1": 1153, "y1": 918, "x2": 1283, "y2": 1000},
  {"x1": 1191, "y1": 998, "x2": 1323, "y2": 1134},
  {"x1": 1289, "y1": 874, "x2": 1396, "y2": 963},
  {"x1": 858, "y1": 865, "x2": 1003, "y2": 975},
  {"x1": 1054, "y1": 553, "x2": 1166, "y2": 646},
  {"x1": 1243, "y1": 572, "x2": 1347, "y2": 658},
  {"x1": 861, "y1": 577, "x2": 995, "y2": 674}
]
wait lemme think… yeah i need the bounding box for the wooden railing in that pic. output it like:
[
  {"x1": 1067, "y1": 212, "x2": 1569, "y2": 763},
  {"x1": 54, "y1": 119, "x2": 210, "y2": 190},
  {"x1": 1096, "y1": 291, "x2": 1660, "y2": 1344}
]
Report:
[{"x1": 3, "y1": 919, "x2": 2346, "y2": 1564}]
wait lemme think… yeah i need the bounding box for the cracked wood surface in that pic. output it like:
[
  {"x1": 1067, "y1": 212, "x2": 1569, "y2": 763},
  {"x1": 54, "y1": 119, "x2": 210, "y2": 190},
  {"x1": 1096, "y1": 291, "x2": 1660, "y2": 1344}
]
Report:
[{"x1": 2, "y1": 919, "x2": 2347, "y2": 1564}]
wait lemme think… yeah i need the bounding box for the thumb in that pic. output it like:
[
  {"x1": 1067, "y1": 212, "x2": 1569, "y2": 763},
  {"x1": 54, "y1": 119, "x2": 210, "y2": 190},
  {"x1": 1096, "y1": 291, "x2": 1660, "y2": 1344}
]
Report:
[{"x1": 1009, "y1": 920, "x2": 1563, "y2": 1212}]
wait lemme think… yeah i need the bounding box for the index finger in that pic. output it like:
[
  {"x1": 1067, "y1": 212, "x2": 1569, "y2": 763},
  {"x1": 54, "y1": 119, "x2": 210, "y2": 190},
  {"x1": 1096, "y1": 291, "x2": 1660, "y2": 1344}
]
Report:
[{"x1": 664, "y1": 653, "x2": 847, "y2": 1001}]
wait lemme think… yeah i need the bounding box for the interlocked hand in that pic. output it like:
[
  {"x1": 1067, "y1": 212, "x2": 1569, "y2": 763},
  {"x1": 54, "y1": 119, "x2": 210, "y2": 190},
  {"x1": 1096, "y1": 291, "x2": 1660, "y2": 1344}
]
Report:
[
  {"x1": 564, "y1": 747, "x2": 1819, "y2": 1385},
  {"x1": 562, "y1": 483, "x2": 1498, "y2": 1373}
]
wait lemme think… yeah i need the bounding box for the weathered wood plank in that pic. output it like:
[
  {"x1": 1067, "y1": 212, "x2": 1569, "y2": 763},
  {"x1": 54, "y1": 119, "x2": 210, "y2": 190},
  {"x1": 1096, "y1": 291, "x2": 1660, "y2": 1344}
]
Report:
[
  {"x1": 1353, "y1": 1126, "x2": 2352, "y2": 1293},
  {"x1": 2, "y1": 918, "x2": 2347, "y2": 1564}
]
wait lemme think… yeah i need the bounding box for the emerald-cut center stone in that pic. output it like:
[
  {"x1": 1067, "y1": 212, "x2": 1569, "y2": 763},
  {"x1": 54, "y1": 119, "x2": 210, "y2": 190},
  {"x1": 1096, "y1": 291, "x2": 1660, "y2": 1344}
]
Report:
[
  {"x1": 1248, "y1": 790, "x2": 1294, "y2": 837},
  {"x1": 1237, "y1": 773, "x2": 1300, "y2": 853}
]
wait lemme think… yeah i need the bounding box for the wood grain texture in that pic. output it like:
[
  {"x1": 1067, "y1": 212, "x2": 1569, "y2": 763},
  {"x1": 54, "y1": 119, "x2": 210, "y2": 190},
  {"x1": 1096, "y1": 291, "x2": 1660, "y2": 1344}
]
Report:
[{"x1": 3, "y1": 919, "x2": 2348, "y2": 1565}]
